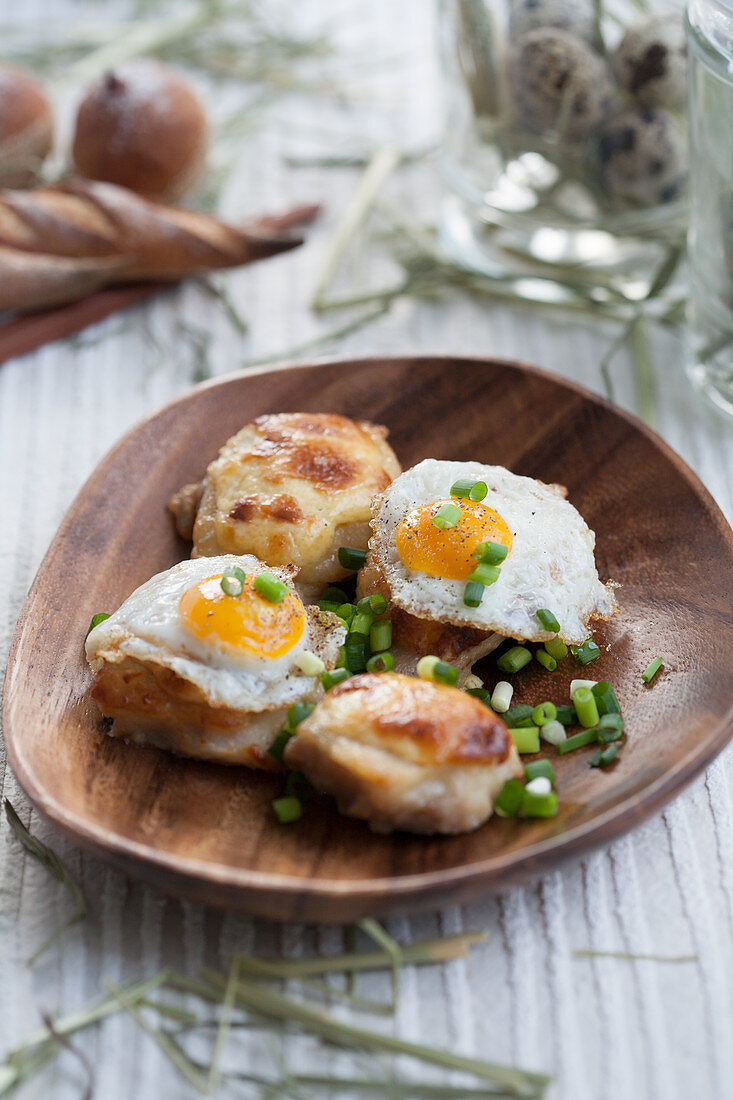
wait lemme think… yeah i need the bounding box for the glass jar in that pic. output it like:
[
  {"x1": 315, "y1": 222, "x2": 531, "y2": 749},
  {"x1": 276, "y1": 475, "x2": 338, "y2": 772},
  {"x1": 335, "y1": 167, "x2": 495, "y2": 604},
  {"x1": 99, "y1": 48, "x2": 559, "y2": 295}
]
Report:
[
  {"x1": 686, "y1": 0, "x2": 733, "y2": 415},
  {"x1": 438, "y1": 0, "x2": 688, "y2": 283}
]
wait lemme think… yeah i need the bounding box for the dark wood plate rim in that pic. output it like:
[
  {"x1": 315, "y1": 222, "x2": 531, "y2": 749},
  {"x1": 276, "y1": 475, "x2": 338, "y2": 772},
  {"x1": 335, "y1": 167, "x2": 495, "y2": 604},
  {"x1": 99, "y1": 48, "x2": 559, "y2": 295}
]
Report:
[{"x1": 4, "y1": 354, "x2": 733, "y2": 906}]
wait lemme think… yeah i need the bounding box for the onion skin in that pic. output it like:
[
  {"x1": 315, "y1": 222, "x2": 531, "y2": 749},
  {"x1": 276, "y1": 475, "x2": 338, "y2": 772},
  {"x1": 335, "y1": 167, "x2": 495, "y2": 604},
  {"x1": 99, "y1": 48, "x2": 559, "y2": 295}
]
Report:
[{"x1": 0, "y1": 65, "x2": 53, "y2": 188}]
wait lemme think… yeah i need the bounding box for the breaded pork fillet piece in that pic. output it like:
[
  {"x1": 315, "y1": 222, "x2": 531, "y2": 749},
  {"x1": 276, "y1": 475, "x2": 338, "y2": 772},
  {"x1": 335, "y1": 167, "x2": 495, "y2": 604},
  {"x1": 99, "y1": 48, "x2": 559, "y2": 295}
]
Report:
[
  {"x1": 284, "y1": 672, "x2": 522, "y2": 834},
  {"x1": 169, "y1": 413, "x2": 401, "y2": 597}
]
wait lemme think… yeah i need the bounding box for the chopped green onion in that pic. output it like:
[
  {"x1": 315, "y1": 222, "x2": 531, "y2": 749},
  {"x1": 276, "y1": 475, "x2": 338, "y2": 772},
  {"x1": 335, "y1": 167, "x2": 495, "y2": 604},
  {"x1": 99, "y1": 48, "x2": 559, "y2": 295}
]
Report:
[
  {"x1": 338, "y1": 546, "x2": 366, "y2": 571},
  {"x1": 511, "y1": 726, "x2": 540, "y2": 754},
  {"x1": 536, "y1": 608, "x2": 560, "y2": 632},
  {"x1": 495, "y1": 779, "x2": 525, "y2": 817},
  {"x1": 318, "y1": 599, "x2": 341, "y2": 614},
  {"x1": 557, "y1": 727, "x2": 600, "y2": 754},
  {"x1": 466, "y1": 687, "x2": 493, "y2": 705},
  {"x1": 370, "y1": 620, "x2": 392, "y2": 653},
  {"x1": 432, "y1": 502, "x2": 463, "y2": 529},
  {"x1": 497, "y1": 646, "x2": 532, "y2": 674},
  {"x1": 254, "y1": 572, "x2": 288, "y2": 603},
  {"x1": 268, "y1": 729, "x2": 293, "y2": 762},
  {"x1": 467, "y1": 562, "x2": 501, "y2": 587},
  {"x1": 336, "y1": 603, "x2": 355, "y2": 626},
  {"x1": 358, "y1": 593, "x2": 388, "y2": 615},
  {"x1": 450, "y1": 478, "x2": 488, "y2": 502},
  {"x1": 416, "y1": 656, "x2": 458, "y2": 686},
  {"x1": 335, "y1": 645, "x2": 348, "y2": 670},
  {"x1": 273, "y1": 796, "x2": 302, "y2": 824},
  {"x1": 532, "y1": 702, "x2": 557, "y2": 726},
  {"x1": 570, "y1": 679, "x2": 597, "y2": 696},
  {"x1": 473, "y1": 540, "x2": 509, "y2": 565},
  {"x1": 463, "y1": 673, "x2": 484, "y2": 690},
  {"x1": 544, "y1": 636, "x2": 568, "y2": 661},
  {"x1": 221, "y1": 565, "x2": 246, "y2": 596},
  {"x1": 591, "y1": 681, "x2": 621, "y2": 716},
  {"x1": 286, "y1": 702, "x2": 314, "y2": 730},
  {"x1": 525, "y1": 775, "x2": 552, "y2": 796},
  {"x1": 323, "y1": 586, "x2": 349, "y2": 604},
  {"x1": 590, "y1": 744, "x2": 619, "y2": 768},
  {"x1": 504, "y1": 704, "x2": 534, "y2": 728},
  {"x1": 294, "y1": 651, "x2": 325, "y2": 677},
  {"x1": 540, "y1": 719, "x2": 567, "y2": 746},
  {"x1": 535, "y1": 650, "x2": 557, "y2": 672},
  {"x1": 321, "y1": 668, "x2": 350, "y2": 690},
  {"x1": 366, "y1": 652, "x2": 395, "y2": 673},
  {"x1": 596, "y1": 714, "x2": 624, "y2": 742},
  {"x1": 344, "y1": 635, "x2": 369, "y2": 673},
  {"x1": 490, "y1": 681, "x2": 513, "y2": 713},
  {"x1": 285, "y1": 771, "x2": 313, "y2": 801},
  {"x1": 463, "y1": 580, "x2": 484, "y2": 607},
  {"x1": 642, "y1": 657, "x2": 663, "y2": 684},
  {"x1": 572, "y1": 686, "x2": 600, "y2": 728},
  {"x1": 524, "y1": 759, "x2": 555, "y2": 784},
  {"x1": 514, "y1": 715, "x2": 538, "y2": 728},
  {"x1": 555, "y1": 704, "x2": 578, "y2": 726},
  {"x1": 351, "y1": 610, "x2": 374, "y2": 637},
  {"x1": 571, "y1": 638, "x2": 602, "y2": 666},
  {"x1": 86, "y1": 612, "x2": 110, "y2": 639},
  {"x1": 522, "y1": 789, "x2": 558, "y2": 818}
]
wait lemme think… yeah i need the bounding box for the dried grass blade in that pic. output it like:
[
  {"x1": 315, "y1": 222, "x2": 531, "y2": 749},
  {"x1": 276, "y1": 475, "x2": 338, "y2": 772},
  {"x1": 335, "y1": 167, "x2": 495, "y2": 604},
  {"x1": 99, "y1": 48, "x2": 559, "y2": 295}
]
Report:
[
  {"x1": 574, "y1": 949, "x2": 698, "y2": 963},
  {"x1": 3, "y1": 800, "x2": 88, "y2": 964},
  {"x1": 241, "y1": 301, "x2": 392, "y2": 367},
  {"x1": 630, "y1": 314, "x2": 656, "y2": 427},
  {"x1": 358, "y1": 918, "x2": 402, "y2": 1009},
  {"x1": 40, "y1": 1014, "x2": 94, "y2": 1100},
  {"x1": 277, "y1": 1073, "x2": 519, "y2": 1098},
  {"x1": 207, "y1": 956, "x2": 241, "y2": 1093}
]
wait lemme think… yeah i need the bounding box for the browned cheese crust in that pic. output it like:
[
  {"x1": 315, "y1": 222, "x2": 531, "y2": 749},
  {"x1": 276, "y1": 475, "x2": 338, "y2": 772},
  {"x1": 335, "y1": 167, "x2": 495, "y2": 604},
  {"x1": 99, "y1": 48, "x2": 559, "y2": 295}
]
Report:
[
  {"x1": 285, "y1": 673, "x2": 523, "y2": 834},
  {"x1": 169, "y1": 413, "x2": 401, "y2": 591}
]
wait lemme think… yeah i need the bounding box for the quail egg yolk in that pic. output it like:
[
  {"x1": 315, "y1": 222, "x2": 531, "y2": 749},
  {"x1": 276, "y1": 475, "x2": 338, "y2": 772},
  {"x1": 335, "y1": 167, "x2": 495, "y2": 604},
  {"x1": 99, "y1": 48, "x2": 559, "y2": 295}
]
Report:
[
  {"x1": 395, "y1": 499, "x2": 513, "y2": 581},
  {"x1": 179, "y1": 574, "x2": 305, "y2": 658}
]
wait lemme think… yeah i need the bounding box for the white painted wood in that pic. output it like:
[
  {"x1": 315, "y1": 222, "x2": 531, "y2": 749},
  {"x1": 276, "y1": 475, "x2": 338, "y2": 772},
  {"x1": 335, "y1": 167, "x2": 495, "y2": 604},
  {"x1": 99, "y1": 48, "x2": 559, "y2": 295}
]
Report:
[{"x1": 1, "y1": 1, "x2": 732, "y2": 1097}]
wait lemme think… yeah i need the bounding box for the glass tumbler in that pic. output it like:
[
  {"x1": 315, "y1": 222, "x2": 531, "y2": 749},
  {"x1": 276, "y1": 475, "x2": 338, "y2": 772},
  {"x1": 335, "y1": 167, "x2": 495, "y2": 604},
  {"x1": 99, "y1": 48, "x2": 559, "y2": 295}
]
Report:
[
  {"x1": 686, "y1": 0, "x2": 733, "y2": 415},
  {"x1": 438, "y1": 0, "x2": 688, "y2": 283}
]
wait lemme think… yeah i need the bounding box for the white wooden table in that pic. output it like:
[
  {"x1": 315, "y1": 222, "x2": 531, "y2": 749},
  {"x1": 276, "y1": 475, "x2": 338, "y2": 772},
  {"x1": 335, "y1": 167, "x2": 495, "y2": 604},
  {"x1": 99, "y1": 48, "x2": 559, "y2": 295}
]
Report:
[{"x1": 1, "y1": 2, "x2": 733, "y2": 1097}]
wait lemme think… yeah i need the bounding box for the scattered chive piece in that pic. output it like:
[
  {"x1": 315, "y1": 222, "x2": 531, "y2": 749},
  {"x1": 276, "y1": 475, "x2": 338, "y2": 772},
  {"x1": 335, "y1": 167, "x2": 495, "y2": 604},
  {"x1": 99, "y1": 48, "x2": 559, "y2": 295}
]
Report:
[
  {"x1": 571, "y1": 638, "x2": 602, "y2": 666},
  {"x1": 642, "y1": 657, "x2": 663, "y2": 684},
  {"x1": 532, "y1": 702, "x2": 557, "y2": 726},
  {"x1": 335, "y1": 645, "x2": 348, "y2": 670},
  {"x1": 544, "y1": 636, "x2": 568, "y2": 661},
  {"x1": 596, "y1": 713, "x2": 624, "y2": 742},
  {"x1": 591, "y1": 681, "x2": 621, "y2": 716},
  {"x1": 294, "y1": 651, "x2": 325, "y2": 677},
  {"x1": 540, "y1": 719, "x2": 567, "y2": 746},
  {"x1": 473, "y1": 541, "x2": 509, "y2": 565},
  {"x1": 254, "y1": 572, "x2": 288, "y2": 603},
  {"x1": 524, "y1": 759, "x2": 555, "y2": 784},
  {"x1": 366, "y1": 652, "x2": 395, "y2": 673},
  {"x1": 285, "y1": 772, "x2": 313, "y2": 801},
  {"x1": 450, "y1": 478, "x2": 488, "y2": 502},
  {"x1": 570, "y1": 678, "x2": 597, "y2": 696},
  {"x1": 351, "y1": 610, "x2": 374, "y2": 637},
  {"x1": 495, "y1": 779, "x2": 525, "y2": 817},
  {"x1": 433, "y1": 660, "x2": 458, "y2": 686},
  {"x1": 557, "y1": 727, "x2": 600, "y2": 754},
  {"x1": 536, "y1": 608, "x2": 560, "y2": 632},
  {"x1": 522, "y1": 789, "x2": 558, "y2": 818},
  {"x1": 286, "y1": 702, "x2": 314, "y2": 730},
  {"x1": 466, "y1": 687, "x2": 493, "y2": 705},
  {"x1": 370, "y1": 620, "x2": 392, "y2": 653},
  {"x1": 220, "y1": 565, "x2": 246, "y2": 597},
  {"x1": 497, "y1": 646, "x2": 532, "y2": 674},
  {"x1": 535, "y1": 650, "x2": 557, "y2": 672},
  {"x1": 359, "y1": 593, "x2": 388, "y2": 615},
  {"x1": 514, "y1": 715, "x2": 538, "y2": 728},
  {"x1": 323, "y1": 586, "x2": 349, "y2": 604},
  {"x1": 467, "y1": 562, "x2": 500, "y2": 586},
  {"x1": 273, "y1": 796, "x2": 302, "y2": 824},
  {"x1": 417, "y1": 655, "x2": 439, "y2": 680},
  {"x1": 432, "y1": 502, "x2": 462, "y2": 529},
  {"x1": 572, "y1": 686, "x2": 600, "y2": 728},
  {"x1": 511, "y1": 726, "x2": 540, "y2": 754},
  {"x1": 336, "y1": 603, "x2": 355, "y2": 625},
  {"x1": 463, "y1": 580, "x2": 484, "y2": 608},
  {"x1": 344, "y1": 636, "x2": 369, "y2": 673},
  {"x1": 490, "y1": 681, "x2": 513, "y2": 713},
  {"x1": 525, "y1": 776, "x2": 552, "y2": 796},
  {"x1": 85, "y1": 612, "x2": 110, "y2": 639},
  {"x1": 321, "y1": 668, "x2": 350, "y2": 690},
  {"x1": 463, "y1": 673, "x2": 484, "y2": 690},
  {"x1": 318, "y1": 599, "x2": 341, "y2": 614},
  {"x1": 268, "y1": 729, "x2": 293, "y2": 762},
  {"x1": 556, "y1": 704, "x2": 578, "y2": 725},
  {"x1": 338, "y1": 546, "x2": 366, "y2": 571},
  {"x1": 590, "y1": 744, "x2": 619, "y2": 768},
  {"x1": 504, "y1": 704, "x2": 534, "y2": 728}
]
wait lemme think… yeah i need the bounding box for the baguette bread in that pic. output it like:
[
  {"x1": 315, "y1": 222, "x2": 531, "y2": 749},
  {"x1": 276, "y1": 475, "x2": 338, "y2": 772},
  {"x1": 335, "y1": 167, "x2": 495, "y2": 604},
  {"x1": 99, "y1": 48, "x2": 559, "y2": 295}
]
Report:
[{"x1": 0, "y1": 178, "x2": 317, "y2": 312}]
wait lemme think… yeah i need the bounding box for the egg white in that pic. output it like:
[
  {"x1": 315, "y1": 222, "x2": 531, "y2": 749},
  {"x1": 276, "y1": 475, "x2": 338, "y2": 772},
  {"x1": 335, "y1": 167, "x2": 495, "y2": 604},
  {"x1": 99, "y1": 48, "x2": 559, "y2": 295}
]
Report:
[
  {"x1": 85, "y1": 554, "x2": 345, "y2": 712},
  {"x1": 369, "y1": 460, "x2": 618, "y2": 645}
]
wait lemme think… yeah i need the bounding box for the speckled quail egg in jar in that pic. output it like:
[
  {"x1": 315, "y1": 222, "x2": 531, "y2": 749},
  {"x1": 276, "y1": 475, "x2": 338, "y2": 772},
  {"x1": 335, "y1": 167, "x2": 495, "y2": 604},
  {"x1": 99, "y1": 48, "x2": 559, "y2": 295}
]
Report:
[
  {"x1": 598, "y1": 106, "x2": 687, "y2": 206},
  {"x1": 508, "y1": 0, "x2": 596, "y2": 45},
  {"x1": 510, "y1": 29, "x2": 612, "y2": 141},
  {"x1": 612, "y1": 16, "x2": 687, "y2": 110}
]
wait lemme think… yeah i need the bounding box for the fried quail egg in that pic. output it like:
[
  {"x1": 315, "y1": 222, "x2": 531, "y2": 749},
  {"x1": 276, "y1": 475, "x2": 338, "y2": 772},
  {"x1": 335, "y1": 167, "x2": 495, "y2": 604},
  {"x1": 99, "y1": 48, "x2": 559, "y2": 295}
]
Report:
[
  {"x1": 361, "y1": 459, "x2": 618, "y2": 646},
  {"x1": 85, "y1": 554, "x2": 345, "y2": 767}
]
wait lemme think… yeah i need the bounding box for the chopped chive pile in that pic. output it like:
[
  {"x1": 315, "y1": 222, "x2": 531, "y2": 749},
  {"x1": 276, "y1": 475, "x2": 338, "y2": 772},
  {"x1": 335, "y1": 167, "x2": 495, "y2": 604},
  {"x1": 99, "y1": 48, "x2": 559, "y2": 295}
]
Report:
[{"x1": 642, "y1": 657, "x2": 663, "y2": 684}]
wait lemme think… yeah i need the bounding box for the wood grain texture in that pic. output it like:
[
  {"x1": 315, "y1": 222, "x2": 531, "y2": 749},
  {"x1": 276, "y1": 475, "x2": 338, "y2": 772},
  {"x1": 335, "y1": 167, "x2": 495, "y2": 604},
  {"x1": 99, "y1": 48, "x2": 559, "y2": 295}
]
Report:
[{"x1": 3, "y1": 355, "x2": 733, "y2": 922}]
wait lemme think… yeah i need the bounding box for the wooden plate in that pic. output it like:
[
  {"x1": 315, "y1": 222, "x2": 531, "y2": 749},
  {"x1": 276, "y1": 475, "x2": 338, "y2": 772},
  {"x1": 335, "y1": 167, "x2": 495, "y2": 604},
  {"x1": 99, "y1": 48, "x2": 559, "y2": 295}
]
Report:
[{"x1": 4, "y1": 356, "x2": 733, "y2": 921}]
